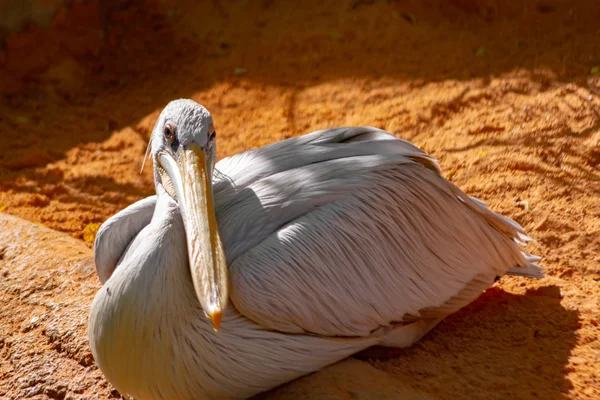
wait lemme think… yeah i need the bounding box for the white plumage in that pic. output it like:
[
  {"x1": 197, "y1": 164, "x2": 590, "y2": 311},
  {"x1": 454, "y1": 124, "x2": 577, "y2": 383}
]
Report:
[{"x1": 88, "y1": 99, "x2": 542, "y2": 399}]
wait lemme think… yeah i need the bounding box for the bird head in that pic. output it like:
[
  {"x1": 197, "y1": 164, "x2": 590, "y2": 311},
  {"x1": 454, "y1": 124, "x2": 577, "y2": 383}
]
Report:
[{"x1": 149, "y1": 99, "x2": 228, "y2": 330}]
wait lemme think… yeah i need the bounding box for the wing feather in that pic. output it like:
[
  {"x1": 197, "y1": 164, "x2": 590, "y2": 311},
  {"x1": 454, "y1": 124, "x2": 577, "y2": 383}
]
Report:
[
  {"x1": 224, "y1": 154, "x2": 531, "y2": 336},
  {"x1": 94, "y1": 195, "x2": 157, "y2": 283},
  {"x1": 214, "y1": 127, "x2": 439, "y2": 262},
  {"x1": 214, "y1": 126, "x2": 439, "y2": 200}
]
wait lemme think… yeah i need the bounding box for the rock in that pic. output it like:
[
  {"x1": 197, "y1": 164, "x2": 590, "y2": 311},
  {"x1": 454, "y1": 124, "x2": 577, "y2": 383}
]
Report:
[{"x1": 257, "y1": 359, "x2": 432, "y2": 399}]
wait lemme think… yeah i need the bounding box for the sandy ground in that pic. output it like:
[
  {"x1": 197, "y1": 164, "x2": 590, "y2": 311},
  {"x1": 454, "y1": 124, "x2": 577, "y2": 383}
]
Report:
[{"x1": 0, "y1": 0, "x2": 599, "y2": 398}]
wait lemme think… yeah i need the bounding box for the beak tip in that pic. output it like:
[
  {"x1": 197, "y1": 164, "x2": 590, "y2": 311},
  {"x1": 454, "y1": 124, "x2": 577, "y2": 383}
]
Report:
[{"x1": 209, "y1": 309, "x2": 222, "y2": 331}]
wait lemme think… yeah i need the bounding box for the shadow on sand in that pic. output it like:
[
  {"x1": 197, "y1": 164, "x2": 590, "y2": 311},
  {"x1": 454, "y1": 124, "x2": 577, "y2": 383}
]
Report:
[{"x1": 349, "y1": 285, "x2": 579, "y2": 400}]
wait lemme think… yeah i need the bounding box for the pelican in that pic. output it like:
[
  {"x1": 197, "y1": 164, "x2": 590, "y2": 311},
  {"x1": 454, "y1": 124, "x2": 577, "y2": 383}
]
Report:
[{"x1": 88, "y1": 99, "x2": 543, "y2": 399}]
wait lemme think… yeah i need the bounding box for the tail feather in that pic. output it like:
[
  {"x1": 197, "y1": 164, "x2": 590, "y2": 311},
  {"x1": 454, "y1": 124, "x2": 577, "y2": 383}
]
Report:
[
  {"x1": 451, "y1": 192, "x2": 545, "y2": 279},
  {"x1": 507, "y1": 253, "x2": 545, "y2": 279}
]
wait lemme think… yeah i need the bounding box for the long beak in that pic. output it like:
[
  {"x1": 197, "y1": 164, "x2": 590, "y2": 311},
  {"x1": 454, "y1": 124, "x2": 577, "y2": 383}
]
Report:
[{"x1": 159, "y1": 144, "x2": 228, "y2": 330}]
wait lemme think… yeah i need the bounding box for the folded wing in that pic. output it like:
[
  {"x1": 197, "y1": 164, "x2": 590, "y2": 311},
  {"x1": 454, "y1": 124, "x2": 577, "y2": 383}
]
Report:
[{"x1": 216, "y1": 128, "x2": 537, "y2": 336}]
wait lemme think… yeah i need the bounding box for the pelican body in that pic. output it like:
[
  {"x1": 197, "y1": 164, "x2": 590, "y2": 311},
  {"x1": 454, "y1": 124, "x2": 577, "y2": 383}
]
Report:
[{"x1": 88, "y1": 99, "x2": 543, "y2": 399}]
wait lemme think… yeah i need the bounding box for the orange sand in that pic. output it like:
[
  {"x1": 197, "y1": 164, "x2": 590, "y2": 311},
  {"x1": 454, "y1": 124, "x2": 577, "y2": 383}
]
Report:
[{"x1": 0, "y1": 0, "x2": 599, "y2": 398}]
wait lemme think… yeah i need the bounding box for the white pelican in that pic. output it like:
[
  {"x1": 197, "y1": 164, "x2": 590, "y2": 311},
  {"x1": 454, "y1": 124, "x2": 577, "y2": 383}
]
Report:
[{"x1": 88, "y1": 99, "x2": 543, "y2": 399}]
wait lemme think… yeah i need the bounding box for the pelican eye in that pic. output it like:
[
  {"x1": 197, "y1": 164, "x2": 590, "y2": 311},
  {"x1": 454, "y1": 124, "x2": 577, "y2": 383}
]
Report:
[
  {"x1": 164, "y1": 123, "x2": 175, "y2": 142},
  {"x1": 209, "y1": 130, "x2": 216, "y2": 142}
]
